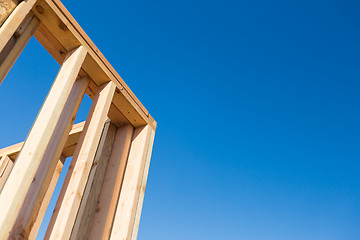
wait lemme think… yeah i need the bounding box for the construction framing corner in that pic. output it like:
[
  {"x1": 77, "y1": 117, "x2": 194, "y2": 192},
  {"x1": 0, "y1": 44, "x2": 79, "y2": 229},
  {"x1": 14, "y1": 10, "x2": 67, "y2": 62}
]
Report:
[{"x1": 0, "y1": 0, "x2": 157, "y2": 239}]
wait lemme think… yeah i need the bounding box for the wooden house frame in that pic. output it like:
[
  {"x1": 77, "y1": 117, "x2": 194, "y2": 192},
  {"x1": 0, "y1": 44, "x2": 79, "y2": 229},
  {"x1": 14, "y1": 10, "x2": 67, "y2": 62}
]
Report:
[{"x1": 0, "y1": 0, "x2": 157, "y2": 239}]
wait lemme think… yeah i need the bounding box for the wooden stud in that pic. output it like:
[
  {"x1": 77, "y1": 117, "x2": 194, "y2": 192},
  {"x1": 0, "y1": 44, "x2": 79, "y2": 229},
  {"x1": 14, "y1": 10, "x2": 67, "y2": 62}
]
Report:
[
  {"x1": 0, "y1": 155, "x2": 9, "y2": 177},
  {"x1": 0, "y1": 0, "x2": 19, "y2": 26},
  {"x1": 0, "y1": 0, "x2": 36, "y2": 54},
  {"x1": 109, "y1": 125, "x2": 155, "y2": 240},
  {"x1": 0, "y1": 122, "x2": 84, "y2": 161},
  {"x1": 0, "y1": 155, "x2": 13, "y2": 192},
  {"x1": 45, "y1": 81, "x2": 116, "y2": 240},
  {"x1": 0, "y1": 45, "x2": 87, "y2": 239},
  {"x1": 0, "y1": 1, "x2": 157, "y2": 238},
  {"x1": 32, "y1": 0, "x2": 157, "y2": 129},
  {"x1": 28, "y1": 155, "x2": 65, "y2": 239},
  {"x1": 0, "y1": 15, "x2": 39, "y2": 84},
  {"x1": 88, "y1": 124, "x2": 134, "y2": 240},
  {"x1": 70, "y1": 121, "x2": 117, "y2": 240},
  {"x1": 131, "y1": 128, "x2": 155, "y2": 240},
  {"x1": 9, "y1": 77, "x2": 89, "y2": 239},
  {"x1": 32, "y1": 21, "x2": 132, "y2": 128}
]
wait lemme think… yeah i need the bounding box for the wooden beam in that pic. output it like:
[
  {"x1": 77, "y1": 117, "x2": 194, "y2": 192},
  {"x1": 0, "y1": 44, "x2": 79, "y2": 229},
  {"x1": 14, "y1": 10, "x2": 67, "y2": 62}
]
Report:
[
  {"x1": 0, "y1": 45, "x2": 87, "y2": 239},
  {"x1": 32, "y1": 0, "x2": 157, "y2": 129},
  {"x1": 131, "y1": 128, "x2": 155, "y2": 240},
  {"x1": 0, "y1": 142, "x2": 22, "y2": 160},
  {"x1": 0, "y1": 122, "x2": 83, "y2": 199},
  {"x1": 60, "y1": 121, "x2": 85, "y2": 158},
  {"x1": 33, "y1": 21, "x2": 131, "y2": 128},
  {"x1": 88, "y1": 124, "x2": 134, "y2": 240},
  {"x1": 0, "y1": 0, "x2": 19, "y2": 26},
  {"x1": 109, "y1": 125, "x2": 155, "y2": 240},
  {"x1": 0, "y1": 155, "x2": 13, "y2": 192},
  {"x1": 0, "y1": 0, "x2": 36, "y2": 54},
  {"x1": 70, "y1": 121, "x2": 117, "y2": 240},
  {"x1": 45, "y1": 81, "x2": 116, "y2": 240},
  {"x1": 10, "y1": 77, "x2": 89, "y2": 239},
  {"x1": 28, "y1": 155, "x2": 65, "y2": 239},
  {"x1": 0, "y1": 14, "x2": 39, "y2": 85},
  {"x1": 0, "y1": 121, "x2": 85, "y2": 160}
]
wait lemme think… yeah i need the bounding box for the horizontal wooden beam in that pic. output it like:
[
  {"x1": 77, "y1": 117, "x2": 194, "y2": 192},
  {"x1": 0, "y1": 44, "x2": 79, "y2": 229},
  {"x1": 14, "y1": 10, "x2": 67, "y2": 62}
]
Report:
[
  {"x1": 32, "y1": 0, "x2": 157, "y2": 129},
  {"x1": 0, "y1": 121, "x2": 85, "y2": 160}
]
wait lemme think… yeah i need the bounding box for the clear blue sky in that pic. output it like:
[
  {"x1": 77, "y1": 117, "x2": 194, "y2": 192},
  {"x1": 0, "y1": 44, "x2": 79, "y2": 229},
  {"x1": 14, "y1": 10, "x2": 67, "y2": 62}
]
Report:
[{"x1": 0, "y1": 0, "x2": 359, "y2": 239}]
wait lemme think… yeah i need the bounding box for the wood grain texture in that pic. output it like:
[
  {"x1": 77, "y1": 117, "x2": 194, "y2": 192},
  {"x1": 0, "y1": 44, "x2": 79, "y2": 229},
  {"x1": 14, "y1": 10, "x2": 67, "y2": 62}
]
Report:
[
  {"x1": 0, "y1": 15, "x2": 39, "y2": 84},
  {"x1": 109, "y1": 125, "x2": 155, "y2": 240},
  {"x1": 45, "y1": 81, "x2": 116, "y2": 240},
  {"x1": 70, "y1": 121, "x2": 117, "y2": 240},
  {"x1": 0, "y1": 122, "x2": 85, "y2": 161},
  {"x1": 0, "y1": 155, "x2": 13, "y2": 192},
  {"x1": 32, "y1": 0, "x2": 157, "y2": 129},
  {"x1": 0, "y1": 45, "x2": 87, "y2": 239},
  {"x1": 28, "y1": 155, "x2": 65, "y2": 240},
  {"x1": 131, "y1": 128, "x2": 155, "y2": 240},
  {"x1": 0, "y1": 0, "x2": 36, "y2": 54},
  {"x1": 0, "y1": 0, "x2": 19, "y2": 26},
  {"x1": 9, "y1": 77, "x2": 89, "y2": 239},
  {"x1": 89, "y1": 124, "x2": 134, "y2": 240},
  {"x1": 33, "y1": 21, "x2": 131, "y2": 128}
]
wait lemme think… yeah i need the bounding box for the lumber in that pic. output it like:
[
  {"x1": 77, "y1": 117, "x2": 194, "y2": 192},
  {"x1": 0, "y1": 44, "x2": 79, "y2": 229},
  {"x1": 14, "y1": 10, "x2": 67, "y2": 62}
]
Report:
[
  {"x1": 0, "y1": 45, "x2": 87, "y2": 239},
  {"x1": 89, "y1": 124, "x2": 134, "y2": 240},
  {"x1": 131, "y1": 128, "x2": 155, "y2": 240},
  {"x1": 0, "y1": 155, "x2": 13, "y2": 192},
  {"x1": 10, "y1": 77, "x2": 89, "y2": 239},
  {"x1": 109, "y1": 125, "x2": 155, "y2": 240},
  {"x1": 0, "y1": 154, "x2": 9, "y2": 177},
  {"x1": 28, "y1": 155, "x2": 65, "y2": 239},
  {"x1": 70, "y1": 121, "x2": 117, "y2": 240},
  {"x1": 45, "y1": 81, "x2": 116, "y2": 240},
  {"x1": 0, "y1": 0, "x2": 157, "y2": 238},
  {"x1": 33, "y1": 21, "x2": 131, "y2": 128},
  {"x1": 32, "y1": 0, "x2": 157, "y2": 129},
  {"x1": 0, "y1": 0, "x2": 36, "y2": 56},
  {"x1": 0, "y1": 14, "x2": 39, "y2": 85},
  {"x1": 0, "y1": 0, "x2": 19, "y2": 26},
  {"x1": 0, "y1": 121, "x2": 84, "y2": 160}
]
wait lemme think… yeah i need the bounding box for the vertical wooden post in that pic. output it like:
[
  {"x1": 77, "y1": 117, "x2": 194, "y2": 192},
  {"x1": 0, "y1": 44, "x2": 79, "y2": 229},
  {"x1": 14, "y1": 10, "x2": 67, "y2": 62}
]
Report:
[
  {"x1": 0, "y1": 0, "x2": 39, "y2": 84},
  {"x1": 10, "y1": 77, "x2": 89, "y2": 239},
  {"x1": 0, "y1": 15, "x2": 39, "y2": 84},
  {"x1": 131, "y1": 128, "x2": 155, "y2": 240},
  {"x1": 70, "y1": 121, "x2": 117, "y2": 240},
  {"x1": 87, "y1": 124, "x2": 134, "y2": 240},
  {"x1": 28, "y1": 155, "x2": 65, "y2": 239},
  {"x1": 45, "y1": 81, "x2": 116, "y2": 240},
  {"x1": 0, "y1": 45, "x2": 87, "y2": 239},
  {"x1": 0, "y1": 0, "x2": 36, "y2": 57},
  {"x1": 109, "y1": 125, "x2": 155, "y2": 240}
]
